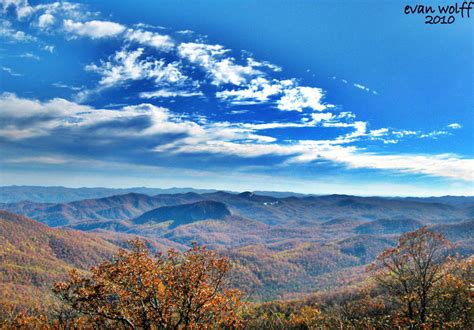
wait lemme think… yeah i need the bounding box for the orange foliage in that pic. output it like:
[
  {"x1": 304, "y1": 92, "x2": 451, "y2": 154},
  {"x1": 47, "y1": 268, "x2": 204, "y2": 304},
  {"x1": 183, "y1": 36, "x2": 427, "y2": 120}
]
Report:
[
  {"x1": 368, "y1": 227, "x2": 471, "y2": 328},
  {"x1": 53, "y1": 240, "x2": 243, "y2": 329}
]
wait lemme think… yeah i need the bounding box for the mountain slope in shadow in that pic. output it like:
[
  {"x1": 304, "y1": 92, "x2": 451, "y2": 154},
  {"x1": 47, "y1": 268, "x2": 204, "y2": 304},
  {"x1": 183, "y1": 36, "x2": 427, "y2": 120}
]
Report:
[{"x1": 133, "y1": 200, "x2": 231, "y2": 227}]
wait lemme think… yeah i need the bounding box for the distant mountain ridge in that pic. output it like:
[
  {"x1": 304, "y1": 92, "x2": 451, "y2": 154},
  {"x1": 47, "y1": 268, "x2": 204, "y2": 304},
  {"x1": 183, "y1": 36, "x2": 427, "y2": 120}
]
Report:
[
  {"x1": 0, "y1": 185, "x2": 220, "y2": 203},
  {"x1": 1, "y1": 191, "x2": 472, "y2": 228},
  {"x1": 134, "y1": 201, "x2": 231, "y2": 226},
  {"x1": 2, "y1": 186, "x2": 473, "y2": 204}
]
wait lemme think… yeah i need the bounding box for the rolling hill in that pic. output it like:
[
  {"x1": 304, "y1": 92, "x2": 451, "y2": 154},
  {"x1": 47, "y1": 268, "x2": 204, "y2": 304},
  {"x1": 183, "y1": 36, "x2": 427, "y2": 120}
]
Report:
[
  {"x1": 0, "y1": 211, "x2": 119, "y2": 309},
  {"x1": 0, "y1": 211, "x2": 190, "y2": 309},
  {"x1": 355, "y1": 218, "x2": 423, "y2": 235},
  {"x1": 0, "y1": 189, "x2": 472, "y2": 301},
  {"x1": 134, "y1": 200, "x2": 231, "y2": 225},
  {"x1": 1, "y1": 191, "x2": 471, "y2": 228}
]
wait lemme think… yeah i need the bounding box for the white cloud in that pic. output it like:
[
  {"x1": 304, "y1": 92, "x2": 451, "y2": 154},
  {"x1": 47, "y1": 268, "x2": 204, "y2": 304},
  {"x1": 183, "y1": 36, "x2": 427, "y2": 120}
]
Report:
[
  {"x1": 85, "y1": 48, "x2": 187, "y2": 87},
  {"x1": 345, "y1": 121, "x2": 367, "y2": 138},
  {"x1": 42, "y1": 45, "x2": 54, "y2": 53},
  {"x1": 1, "y1": 0, "x2": 33, "y2": 19},
  {"x1": 310, "y1": 112, "x2": 334, "y2": 123},
  {"x1": 246, "y1": 58, "x2": 282, "y2": 72},
  {"x1": 37, "y1": 13, "x2": 54, "y2": 28},
  {"x1": 134, "y1": 22, "x2": 166, "y2": 30},
  {"x1": 420, "y1": 130, "x2": 449, "y2": 139},
  {"x1": 1, "y1": 93, "x2": 472, "y2": 181},
  {"x1": 217, "y1": 78, "x2": 329, "y2": 112},
  {"x1": 157, "y1": 132, "x2": 474, "y2": 181},
  {"x1": 140, "y1": 89, "x2": 203, "y2": 98},
  {"x1": 240, "y1": 122, "x2": 305, "y2": 130},
  {"x1": 353, "y1": 82, "x2": 378, "y2": 94},
  {"x1": 216, "y1": 78, "x2": 285, "y2": 104},
  {"x1": 6, "y1": 156, "x2": 69, "y2": 164},
  {"x1": 234, "y1": 113, "x2": 336, "y2": 131},
  {"x1": 392, "y1": 130, "x2": 418, "y2": 137},
  {"x1": 277, "y1": 86, "x2": 326, "y2": 112},
  {"x1": 354, "y1": 83, "x2": 369, "y2": 91},
  {"x1": 0, "y1": 125, "x2": 49, "y2": 139},
  {"x1": 178, "y1": 42, "x2": 261, "y2": 85},
  {"x1": 1, "y1": 66, "x2": 22, "y2": 76},
  {"x1": 176, "y1": 29, "x2": 193, "y2": 35},
  {"x1": 447, "y1": 123, "x2": 461, "y2": 129},
  {"x1": 0, "y1": 92, "x2": 91, "y2": 119},
  {"x1": 0, "y1": 92, "x2": 95, "y2": 138},
  {"x1": 20, "y1": 52, "x2": 39, "y2": 60},
  {"x1": 159, "y1": 140, "x2": 289, "y2": 158},
  {"x1": 323, "y1": 150, "x2": 474, "y2": 181},
  {"x1": 63, "y1": 19, "x2": 125, "y2": 39},
  {"x1": 0, "y1": 20, "x2": 36, "y2": 42},
  {"x1": 52, "y1": 82, "x2": 82, "y2": 91},
  {"x1": 368, "y1": 128, "x2": 389, "y2": 137},
  {"x1": 229, "y1": 110, "x2": 249, "y2": 115},
  {"x1": 0, "y1": 93, "x2": 200, "y2": 139},
  {"x1": 125, "y1": 28, "x2": 174, "y2": 51}
]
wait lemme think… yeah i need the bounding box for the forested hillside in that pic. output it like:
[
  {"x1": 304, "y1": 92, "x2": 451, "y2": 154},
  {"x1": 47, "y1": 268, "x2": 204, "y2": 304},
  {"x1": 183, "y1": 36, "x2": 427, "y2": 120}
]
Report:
[
  {"x1": 1, "y1": 191, "x2": 473, "y2": 300},
  {"x1": 1, "y1": 227, "x2": 471, "y2": 329}
]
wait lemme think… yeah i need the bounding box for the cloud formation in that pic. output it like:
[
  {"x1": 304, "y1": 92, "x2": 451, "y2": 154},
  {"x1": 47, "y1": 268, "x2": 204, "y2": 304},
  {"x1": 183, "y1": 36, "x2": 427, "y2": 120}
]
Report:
[
  {"x1": 0, "y1": 0, "x2": 471, "y2": 191},
  {"x1": 125, "y1": 28, "x2": 174, "y2": 51},
  {"x1": 0, "y1": 19, "x2": 36, "y2": 41},
  {"x1": 140, "y1": 89, "x2": 203, "y2": 99},
  {"x1": 1, "y1": 92, "x2": 472, "y2": 181},
  {"x1": 64, "y1": 19, "x2": 125, "y2": 39},
  {"x1": 85, "y1": 48, "x2": 187, "y2": 87},
  {"x1": 178, "y1": 42, "x2": 261, "y2": 86}
]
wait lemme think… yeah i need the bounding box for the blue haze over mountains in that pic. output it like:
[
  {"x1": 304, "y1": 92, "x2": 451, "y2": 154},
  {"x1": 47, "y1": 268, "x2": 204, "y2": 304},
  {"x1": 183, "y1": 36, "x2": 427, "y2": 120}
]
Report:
[{"x1": 0, "y1": 186, "x2": 472, "y2": 298}]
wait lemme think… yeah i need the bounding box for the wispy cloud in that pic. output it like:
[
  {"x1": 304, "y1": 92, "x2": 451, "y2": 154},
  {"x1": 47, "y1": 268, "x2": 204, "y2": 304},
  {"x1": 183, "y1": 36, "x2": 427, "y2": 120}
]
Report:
[
  {"x1": 1, "y1": 66, "x2": 22, "y2": 76},
  {"x1": 6, "y1": 155, "x2": 70, "y2": 164},
  {"x1": 1, "y1": 92, "x2": 471, "y2": 181},
  {"x1": 216, "y1": 78, "x2": 330, "y2": 112},
  {"x1": 277, "y1": 86, "x2": 327, "y2": 112},
  {"x1": 178, "y1": 42, "x2": 261, "y2": 86},
  {"x1": 52, "y1": 82, "x2": 82, "y2": 91},
  {"x1": 140, "y1": 89, "x2": 203, "y2": 98},
  {"x1": 125, "y1": 28, "x2": 174, "y2": 51},
  {"x1": 0, "y1": 19, "x2": 36, "y2": 42},
  {"x1": 20, "y1": 51, "x2": 39, "y2": 60},
  {"x1": 216, "y1": 78, "x2": 286, "y2": 104},
  {"x1": 176, "y1": 29, "x2": 194, "y2": 35},
  {"x1": 447, "y1": 123, "x2": 461, "y2": 129},
  {"x1": 85, "y1": 48, "x2": 187, "y2": 87},
  {"x1": 42, "y1": 45, "x2": 54, "y2": 53}
]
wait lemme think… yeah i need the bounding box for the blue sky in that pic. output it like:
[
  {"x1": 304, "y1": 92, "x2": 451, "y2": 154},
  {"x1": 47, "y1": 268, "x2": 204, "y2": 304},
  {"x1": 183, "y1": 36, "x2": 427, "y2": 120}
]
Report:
[{"x1": 0, "y1": 0, "x2": 472, "y2": 196}]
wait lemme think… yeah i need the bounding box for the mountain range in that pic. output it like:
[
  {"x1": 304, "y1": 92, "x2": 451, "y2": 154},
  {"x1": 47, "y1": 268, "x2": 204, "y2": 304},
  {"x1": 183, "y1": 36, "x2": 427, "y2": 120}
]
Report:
[
  {"x1": 0, "y1": 187, "x2": 472, "y2": 301},
  {"x1": 3, "y1": 185, "x2": 472, "y2": 204},
  {"x1": 0, "y1": 185, "x2": 220, "y2": 203}
]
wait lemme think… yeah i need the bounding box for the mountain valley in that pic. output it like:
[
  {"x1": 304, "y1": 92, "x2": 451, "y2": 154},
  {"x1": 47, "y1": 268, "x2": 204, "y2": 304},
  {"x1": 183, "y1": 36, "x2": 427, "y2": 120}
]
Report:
[{"x1": 0, "y1": 187, "x2": 472, "y2": 302}]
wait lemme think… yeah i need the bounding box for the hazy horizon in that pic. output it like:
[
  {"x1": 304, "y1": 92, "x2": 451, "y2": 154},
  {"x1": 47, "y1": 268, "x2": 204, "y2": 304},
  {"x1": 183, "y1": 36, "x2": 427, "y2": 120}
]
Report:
[{"x1": 1, "y1": 184, "x2": 473, "y2": 198}]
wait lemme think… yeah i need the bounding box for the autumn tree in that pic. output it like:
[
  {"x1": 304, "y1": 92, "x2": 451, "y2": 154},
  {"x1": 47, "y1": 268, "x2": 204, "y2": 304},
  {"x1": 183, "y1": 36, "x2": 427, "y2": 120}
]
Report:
[
  {"x1": 369, "y1": 227, "x2": 453, "y2": 327},
  {"x1": 429, "y1": 257, "x2": 473, "y2": 328},
  {"x1": 53, "y1": 240, "x2": 243, "y2": 329}
]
